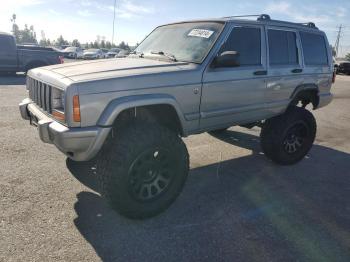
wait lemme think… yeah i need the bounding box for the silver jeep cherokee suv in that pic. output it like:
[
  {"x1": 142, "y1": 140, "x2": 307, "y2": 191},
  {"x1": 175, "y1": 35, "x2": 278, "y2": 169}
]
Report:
[{"x1": 19, "y1": 14, "x2": 334, "y2": 219}]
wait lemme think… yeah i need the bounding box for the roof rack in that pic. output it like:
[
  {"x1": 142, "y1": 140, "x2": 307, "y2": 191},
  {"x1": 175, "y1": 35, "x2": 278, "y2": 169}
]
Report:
[
  {"x1": 223, "y1": 14, "x2": 318, "y2": 29},
  {"x1": 222, "y1": 14, "x2": 271, "y2": 20},
  {"x1": 296, "y1": 22, "x2": 317, "y2": 28}
]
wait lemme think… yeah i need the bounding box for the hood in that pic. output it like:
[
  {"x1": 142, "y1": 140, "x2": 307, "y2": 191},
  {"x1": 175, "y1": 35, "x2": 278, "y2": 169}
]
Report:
[{"x1": 42, "y1": 57, "x2": 196, "y2": 82}]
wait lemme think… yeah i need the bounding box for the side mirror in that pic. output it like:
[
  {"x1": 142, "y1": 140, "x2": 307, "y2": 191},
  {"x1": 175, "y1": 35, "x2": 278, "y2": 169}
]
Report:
[{"x1": 213, "y1": 51, "x2": 240, "y2": 68}]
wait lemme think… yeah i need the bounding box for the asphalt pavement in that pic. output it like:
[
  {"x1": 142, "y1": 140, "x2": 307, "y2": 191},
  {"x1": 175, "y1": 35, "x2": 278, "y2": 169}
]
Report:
[{"x1": 1, "y1": 74, "x2": 350, "y2": 262}]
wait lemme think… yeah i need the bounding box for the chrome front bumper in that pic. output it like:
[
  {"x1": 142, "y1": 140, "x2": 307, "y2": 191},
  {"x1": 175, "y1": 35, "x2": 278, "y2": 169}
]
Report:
[{"x1": 19, "y1": 98, "x2": 111, "y2": 161}]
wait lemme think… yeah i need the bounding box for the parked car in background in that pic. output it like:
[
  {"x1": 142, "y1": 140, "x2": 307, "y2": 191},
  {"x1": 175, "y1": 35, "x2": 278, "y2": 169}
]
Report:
[
  {"x1": 336, "y1": 62, "x2": 350, "y2": 75},
  {"x1": 105, "y1": 48, "x2": 122, "y2": 58},
  {"x1": 61, "y1": 46, "x2": 84, "y2": 59},
  {"x1": 101, "y1": 48, "x2": 109, "y2": 58},
  {"x1": 0, "y1": 32, "x2": 63, "y2": 73},
  {"x1": 82, "y1": 49, "x2": 104, "y2": 59},
  {"x1": 115, "y1": 49, "x2": 130, "y2": 58}
]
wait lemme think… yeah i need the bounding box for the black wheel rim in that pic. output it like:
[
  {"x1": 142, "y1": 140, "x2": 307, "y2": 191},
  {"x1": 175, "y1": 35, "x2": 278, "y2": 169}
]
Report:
[
  {"x1": 128, "y1": 148, "x2": 176, "y2": 202},
  {"x1": 283, "y1": 122, "x2": 308, "y2": 154}
]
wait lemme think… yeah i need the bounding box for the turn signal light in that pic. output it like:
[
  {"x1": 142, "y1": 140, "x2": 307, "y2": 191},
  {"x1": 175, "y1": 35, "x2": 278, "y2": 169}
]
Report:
[
  {"x1": 52, "y1": 110, "x2": 65, "y2": 122},
  {"x1": 73, "y1": 95, "x2": 81, "y2": 122}
]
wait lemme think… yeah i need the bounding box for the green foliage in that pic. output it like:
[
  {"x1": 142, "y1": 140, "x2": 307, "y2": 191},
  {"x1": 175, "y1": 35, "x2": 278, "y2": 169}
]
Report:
[
  {"x1": 346, "y1": 53, "x2": 350, "y2": 61},
  {"x1": 118, "y1": 41, "x2": 130, "y2": 51},
  {"x1": 71, "y1": 39, "x2": 81, "y2": 47},
  {"x1": 10, "y1": 13, "x2": 132, "y2": 50},
  {"x1": 56, "y1": 35, "x2": 69, "y2": 47},
  {"x1": 11, "y1": 14, "x2": 37, "y2": 44}
]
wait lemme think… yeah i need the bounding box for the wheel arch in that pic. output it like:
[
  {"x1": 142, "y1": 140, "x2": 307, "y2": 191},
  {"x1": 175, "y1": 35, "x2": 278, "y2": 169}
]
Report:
[
  {"x1": 289, "y1": 84, "x2": 320, "y2": 109},
  {"x1": 97, "y1": 94, "x2": 187, "y2": 136}
]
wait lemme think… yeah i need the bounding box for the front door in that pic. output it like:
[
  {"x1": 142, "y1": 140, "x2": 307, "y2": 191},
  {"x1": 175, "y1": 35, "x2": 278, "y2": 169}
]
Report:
[{"x1": 200, "y1": 24, "x2": 268, "y2": 130}]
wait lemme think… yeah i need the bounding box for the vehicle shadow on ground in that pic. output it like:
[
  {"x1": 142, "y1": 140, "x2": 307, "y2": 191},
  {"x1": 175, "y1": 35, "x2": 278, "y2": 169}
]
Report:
[
  {"x1": 0, "y1": 74, "x2": 26, "y2": 85},
  {"x1": 68, "y1": 130, "x2": 350, "y2": 262}
]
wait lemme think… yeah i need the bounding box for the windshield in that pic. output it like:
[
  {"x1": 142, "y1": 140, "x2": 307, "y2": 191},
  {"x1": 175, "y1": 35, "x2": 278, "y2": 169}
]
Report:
[
  {"x1": 135, "y1": 22, "x2": 224, "y2": 63},
  {"x1": 64, "y1": 47, "x2": 76, "y2": 52}
]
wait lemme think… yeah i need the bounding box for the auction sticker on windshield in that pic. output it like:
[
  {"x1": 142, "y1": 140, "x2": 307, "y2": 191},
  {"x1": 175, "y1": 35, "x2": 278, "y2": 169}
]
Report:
[{"x1": 188, "y1": 29, "x2": 214, "y2": 38}]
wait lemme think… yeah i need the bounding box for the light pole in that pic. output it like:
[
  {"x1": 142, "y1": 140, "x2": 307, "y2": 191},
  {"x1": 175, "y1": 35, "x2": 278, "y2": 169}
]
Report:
[{"x1": 112, "y1": 0, "x2": 117, "y2": 46}]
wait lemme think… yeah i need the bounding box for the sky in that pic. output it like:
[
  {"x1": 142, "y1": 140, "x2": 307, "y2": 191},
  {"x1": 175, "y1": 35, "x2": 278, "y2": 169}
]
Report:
[{"x1": 1, "y1": 0, "x2": 349, "y2": 56}]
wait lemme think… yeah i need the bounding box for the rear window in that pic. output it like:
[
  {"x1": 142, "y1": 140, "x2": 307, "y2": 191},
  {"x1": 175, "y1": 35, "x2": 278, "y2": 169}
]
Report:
[
  {"x1": 268, "y1": 29, "x2": 298, "y2": 65},
  {"x1": 300, "y1": 32, "x2": 328, "y2": 65},
  {"x1": 0, "y1": 35, "x2": 15, "y2": 51}
]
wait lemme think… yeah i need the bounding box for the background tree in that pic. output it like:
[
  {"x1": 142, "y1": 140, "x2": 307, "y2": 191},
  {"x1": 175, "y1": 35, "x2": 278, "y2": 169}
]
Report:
[
  {"x1": 100, "y1": 40, "x2": 106, "y2": 49},
  {"x1": 10, "y1": 15, "x2": 37, "y2": 44},
  {"x1": 56, "y1": 35, "x2": 69, "y2": 47},
  {"x1": 346, "y1": 53, "x2": 350, "y2": 61},
  {"x1": 118, "y1": 41, "x2": 130, "y2": 51},
  {"x1": 71, "y1": 39, "x2": 81, "y2": 47}
]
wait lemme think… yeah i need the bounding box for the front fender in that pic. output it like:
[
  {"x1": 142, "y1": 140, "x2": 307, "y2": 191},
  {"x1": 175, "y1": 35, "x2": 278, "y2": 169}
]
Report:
[{"x1": 97, "y1": 93, "x2": 187, "y2": 132}]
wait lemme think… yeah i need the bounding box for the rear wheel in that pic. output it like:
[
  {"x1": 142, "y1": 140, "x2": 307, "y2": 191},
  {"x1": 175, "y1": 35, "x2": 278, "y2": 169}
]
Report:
[
  {"x1": 97, "y1": 121, "x2": 189, "y2": 219},
  {"x1": 260, "y1": 106, "x2": 316, "y2": 165}
]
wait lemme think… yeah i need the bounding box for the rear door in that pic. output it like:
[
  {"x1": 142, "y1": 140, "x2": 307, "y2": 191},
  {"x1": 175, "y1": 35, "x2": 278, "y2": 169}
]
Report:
[
  {"x1": 201, "y1": 24, "x2": 268, "y2": 130},
  {"x1": 264, "y1": 27, "x2": 303, "y2": 114},
  {"x1": 0, "y1": 35, "x2": 18, "y2": 72}
]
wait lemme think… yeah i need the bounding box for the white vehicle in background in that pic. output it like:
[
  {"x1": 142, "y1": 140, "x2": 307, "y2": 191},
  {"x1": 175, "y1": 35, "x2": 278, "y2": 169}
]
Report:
[
  {"x1": 62, "y1": 46, "x2": 84, "y2": 59},
  {"x1": 115, "y1": 49, "x2": 130, "y2": 58},
  {"x1": 105, "y1": 48, "x2": 122, "y2": 58},
  {"x1": 82, "y1": 49, "x2": 104, "y2": 59}
]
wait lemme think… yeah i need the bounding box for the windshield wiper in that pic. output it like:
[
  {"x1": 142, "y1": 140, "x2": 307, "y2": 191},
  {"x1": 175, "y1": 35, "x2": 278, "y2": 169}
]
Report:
[{"x1": 150, "y1": 51, "x2": 177, "y2": 62}]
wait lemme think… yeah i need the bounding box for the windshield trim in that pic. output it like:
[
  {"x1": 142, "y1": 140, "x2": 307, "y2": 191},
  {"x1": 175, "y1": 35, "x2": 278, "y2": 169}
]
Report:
[{"x1": 134, "y1": 21, "x2": 226, "y2": 64}]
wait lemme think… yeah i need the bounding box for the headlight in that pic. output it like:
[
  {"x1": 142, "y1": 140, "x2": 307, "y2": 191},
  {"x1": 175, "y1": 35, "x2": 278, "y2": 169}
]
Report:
[
  {"x1": 51, "y1": 88, "x2": 65, "y2": 122},
  {"x1": 52, "y1": 88, "x2": 65, "y2": 111}
]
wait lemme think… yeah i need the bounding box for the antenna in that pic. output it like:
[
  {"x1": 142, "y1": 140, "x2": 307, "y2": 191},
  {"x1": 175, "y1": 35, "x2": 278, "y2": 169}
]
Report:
[
  {"x1": 334, "y1": 25, "x2": 343, "y2": 58},
  {"x1": 112, "y1": 0, "x2": 117, "y2": 45}
]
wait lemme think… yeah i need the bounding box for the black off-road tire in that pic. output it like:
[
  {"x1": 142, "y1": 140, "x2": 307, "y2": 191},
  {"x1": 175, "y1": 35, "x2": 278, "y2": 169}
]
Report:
[
  {"x1": 260, "y1": 106, "x2": 317, "y2": 165},
  {"x1": 97, "y1": 121, "x2": 189, "y2": 219}
]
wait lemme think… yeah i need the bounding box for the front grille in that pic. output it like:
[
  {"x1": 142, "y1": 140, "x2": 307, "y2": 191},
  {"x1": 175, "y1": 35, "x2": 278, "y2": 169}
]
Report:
[{"x1": 27, "y1": 77, "x2": 52, "y2": 113}]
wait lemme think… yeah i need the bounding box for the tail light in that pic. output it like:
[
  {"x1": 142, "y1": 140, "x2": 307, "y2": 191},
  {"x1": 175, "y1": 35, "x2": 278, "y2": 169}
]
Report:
[
  {"x1": 332, "y1": 71, "x2": 336, "y2": 83},
  {"x1": 58, "y1": 55, "x2": 64, "y2": 64}
]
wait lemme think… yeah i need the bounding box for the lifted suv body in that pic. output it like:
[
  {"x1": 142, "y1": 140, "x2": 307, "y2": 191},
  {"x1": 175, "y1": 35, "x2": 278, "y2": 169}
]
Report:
[
  {"x1": 19, "y1": 15, "x2": 333, "y2": 162},
  {"x1": 20, "y1": 15, "x2": 333, "y2": 218}
]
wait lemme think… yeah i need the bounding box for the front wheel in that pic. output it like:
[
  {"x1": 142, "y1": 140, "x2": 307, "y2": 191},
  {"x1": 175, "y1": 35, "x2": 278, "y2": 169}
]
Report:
[
  {"x1": 97, "y1": 121, "x2": 189, "y2": 219},
  {"x1": 260, "y1": 106, "x2": 317, "y2": 165}
]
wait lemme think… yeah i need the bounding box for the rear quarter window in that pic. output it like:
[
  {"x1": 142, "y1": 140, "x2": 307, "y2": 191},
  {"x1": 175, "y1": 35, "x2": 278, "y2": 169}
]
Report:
[
  {"x1": 300, "y1": 32, "x2": 328, "y2": 66},
  {"x1": 0, "y1": 35, "x2": 15, "y2": 51}
]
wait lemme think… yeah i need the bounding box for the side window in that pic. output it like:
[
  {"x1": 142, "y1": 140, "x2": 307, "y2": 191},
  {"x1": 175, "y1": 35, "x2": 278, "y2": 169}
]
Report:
[
  {"x1": 300, "y1": 32, "x2": 328, "y2": 65},
  {"x1": 0, "y1": 36, "x2": 15, "y2": 52},
  {"x1": 268, "y1": 29, "x2": 298, "y2": 65},
  {"x1": 223, "y1": 26, "x2": 261, "y2": 66}
]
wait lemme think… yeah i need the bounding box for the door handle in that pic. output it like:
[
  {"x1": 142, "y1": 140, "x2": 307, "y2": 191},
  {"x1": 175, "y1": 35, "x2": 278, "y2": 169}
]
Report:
[
  {"x1": 291, "y1": 69, "x2": 303, "y2": 73},
  {"x1": 254, "y1": 70, "x2": 267, "y2": 76}
]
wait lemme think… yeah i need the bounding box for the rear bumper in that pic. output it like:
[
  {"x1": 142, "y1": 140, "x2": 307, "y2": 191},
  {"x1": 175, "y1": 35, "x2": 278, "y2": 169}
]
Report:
[
  {"x1": 19, "y1": 98, "x2": 111, "y2": 161},
  {"x1": 317, "y1": 93, "x2": 333, "y2": 109}
]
